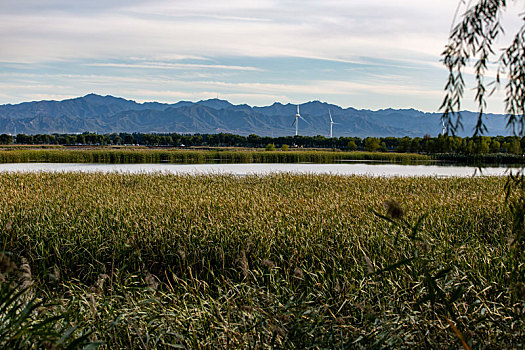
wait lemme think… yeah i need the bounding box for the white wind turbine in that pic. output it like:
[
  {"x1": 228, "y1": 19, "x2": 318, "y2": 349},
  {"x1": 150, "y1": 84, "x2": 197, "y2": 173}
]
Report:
[
  {"x1": 291, "y1": 105, "x2": 306, "y2": 136},
  {"x1": 329, "y1": 109, "x2": 340, "y2": 138}
]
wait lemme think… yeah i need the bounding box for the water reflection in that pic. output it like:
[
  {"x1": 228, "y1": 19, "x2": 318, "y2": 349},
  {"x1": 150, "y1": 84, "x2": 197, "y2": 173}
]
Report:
[{"x1": 0, "y1": 163, "x2": 515, "y2": 177}]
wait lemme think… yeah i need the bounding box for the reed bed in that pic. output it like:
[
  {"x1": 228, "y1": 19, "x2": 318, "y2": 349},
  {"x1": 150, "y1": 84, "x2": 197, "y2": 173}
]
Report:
[
  {"x1": 435, "y1": 152, "x2": 525, "y2": 165},
  {"x1": 0, "y1": 173, "x2": 521, "y2": 348},
  {"x1": 0, "y1": 148, "x2": 430, "y2": 164}
]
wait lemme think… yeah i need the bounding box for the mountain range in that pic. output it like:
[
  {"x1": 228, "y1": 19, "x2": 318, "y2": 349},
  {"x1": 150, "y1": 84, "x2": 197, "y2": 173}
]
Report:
[{"x1": 0, "y1": 93, "x2": 514, "y2": 137}]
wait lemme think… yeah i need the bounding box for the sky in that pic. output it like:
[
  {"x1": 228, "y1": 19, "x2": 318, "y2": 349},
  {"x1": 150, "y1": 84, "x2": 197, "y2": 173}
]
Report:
[{"x1": 1, "y1": 0, "x2": 523, "y2": 112}]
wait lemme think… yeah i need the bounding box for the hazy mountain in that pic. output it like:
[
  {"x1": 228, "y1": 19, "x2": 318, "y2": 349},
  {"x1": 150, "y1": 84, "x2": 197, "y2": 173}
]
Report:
[
  {"x1": 0, "y1": 94, "x2": 514, "y2": 137},
  {"x1": 196, "y1": 98, "x2": 234, "y2": 110},
  {"x1": 0, "y1": 93, "x2": 168, "y2": 120}
]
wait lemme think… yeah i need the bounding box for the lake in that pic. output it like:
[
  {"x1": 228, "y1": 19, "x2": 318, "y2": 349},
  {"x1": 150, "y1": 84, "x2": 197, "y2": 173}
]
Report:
[{"x1": 0, "y1": 163, "x2": 517, "y2": 177}]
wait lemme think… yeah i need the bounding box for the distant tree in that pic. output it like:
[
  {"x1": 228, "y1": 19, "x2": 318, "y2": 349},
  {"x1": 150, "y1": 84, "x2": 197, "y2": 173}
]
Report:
[
  {"x1": 281, "y1": 144, "x2": 289, "y2": 151},
  {"x1": 113, "y1": 135, "x2": 123, "y2": 145},
  {"x1": 123, "y1": 134, "x2": 135, "y2": 145},
  {"x1": 190, "y1": 135, "x2": 203, "y2": 146},
  {"x1": 0, "y1": 134, "x2": 13, "y2": 144},
  {"x1": 15, "y1": 134, "x2": 33, "y2": 144},
  {"x1": 347, "y1": 140, "x2": 358, "y2": 151},
  {"x1": 423, "y1": 137, "x2": 434, "y2": 153},
  {"x1": 450, "y1": 136, "x2": 463, "y2": 153},
  {"x1": 502, "y1": 141, "x2": 511, "y2": 153},
  {"x1": 382, "y1": 137, "x2": 399, "y2": 150},
  {"x1": 396, "y1": 137, "x2": 409, "y2": 153},
  {"x1": 265, "y1": 143, "x2": 275, "y2": 151},
  {"x1": 466, "y1": 139, "x2": 476, "y2": 154},
  {"x1": 410, "y1": 137, "x2": 422, "y2": 153},
  {"x1": 490, "y1": 140, "x2": 501, "y2": 153},
  {"x1": 248, "y1": 134, "x2": 261, "y2": 147},
  {"x1": 364, "y1": 137, "x2": 380, "y2": 152},
  {"x1": 509, "y1": 138, "x2": 522, "y2": 155},
  {"x1": 479, "y1": 137, "x2": 490, "y2": 154}
]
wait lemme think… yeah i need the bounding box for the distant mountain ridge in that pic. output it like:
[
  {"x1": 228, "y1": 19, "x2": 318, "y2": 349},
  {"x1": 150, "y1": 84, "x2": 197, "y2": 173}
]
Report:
[{"x1": 0, "y1": 94, "x2": 513, "y2": 137}]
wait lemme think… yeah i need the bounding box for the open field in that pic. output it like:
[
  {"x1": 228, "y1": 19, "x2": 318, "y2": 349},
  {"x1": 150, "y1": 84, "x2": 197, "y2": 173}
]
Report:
[
  {"x1": 0, "y1": 148, "x2": 431, "y2": 164},
  {"x1": 0, "y1": 173, "x2": 523, "y2": 348}
]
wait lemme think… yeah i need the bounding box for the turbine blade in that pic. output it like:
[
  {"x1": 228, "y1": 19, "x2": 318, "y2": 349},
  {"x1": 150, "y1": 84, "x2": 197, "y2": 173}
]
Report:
[
  {"x1": 291, "y1": 119, "x2": 296, "y2": 127},
  {"x1": 299, "y1": 116, "x2": 310, "y2": 125}
]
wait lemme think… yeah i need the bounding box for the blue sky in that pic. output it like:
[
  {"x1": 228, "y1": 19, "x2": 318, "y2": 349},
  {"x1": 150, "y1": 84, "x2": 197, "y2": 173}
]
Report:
[{"x1": 1, "y1": 0, "x2": 523, "y2": 112}]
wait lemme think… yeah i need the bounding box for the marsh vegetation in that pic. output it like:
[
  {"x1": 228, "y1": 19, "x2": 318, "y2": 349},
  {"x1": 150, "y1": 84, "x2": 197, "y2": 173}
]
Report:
[
  {"x1": 0, "y1": 148, "x2": 431, "y2": 164},
  {"x1": 0, "y1": 173, "x2": 522, "y2": 348}
]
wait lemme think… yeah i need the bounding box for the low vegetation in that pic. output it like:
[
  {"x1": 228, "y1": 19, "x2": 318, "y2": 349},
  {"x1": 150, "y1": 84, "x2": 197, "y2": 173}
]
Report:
[
  {"x1": 0, "y1": 173, "x2": 522, "y2": 348},
  {"x1": 1, "y1": 132, "x2": 524, "y2": 156},
  {"x1": 0, "y1": 148, "x2": 430, "y2": 164}
]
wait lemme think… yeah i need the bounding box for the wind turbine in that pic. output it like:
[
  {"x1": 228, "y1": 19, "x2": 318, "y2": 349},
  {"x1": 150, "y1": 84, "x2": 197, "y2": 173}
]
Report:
[
  {"x1": 291, "y1": 105, "x2": 305, "y2": 136},
  {"x1": 329, "y1": 109, "x2": 340, "y2": 138}
]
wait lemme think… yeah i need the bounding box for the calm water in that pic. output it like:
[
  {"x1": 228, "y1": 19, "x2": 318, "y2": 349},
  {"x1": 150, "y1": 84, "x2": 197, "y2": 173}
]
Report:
[{"x1": 0, "y1": 163, "x2": 516, "y2": 177}]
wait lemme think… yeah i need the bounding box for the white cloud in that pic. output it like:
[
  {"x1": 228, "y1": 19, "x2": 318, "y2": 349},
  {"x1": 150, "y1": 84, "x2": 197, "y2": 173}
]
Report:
[
  {"x1": 86, "y1": 62, "x2": 263, "y2": 71},
  {"x1": 0, "y1": 1, "x2": 457, "y2": 63},
  {"x1": 1, "y1": 0, "x2": 521, "y2": 112}
]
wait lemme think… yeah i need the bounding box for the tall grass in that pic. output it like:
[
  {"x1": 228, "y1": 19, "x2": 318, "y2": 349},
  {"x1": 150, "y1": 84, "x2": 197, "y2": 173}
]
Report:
[
  {"x1": 0, "y1": 149, "x2": 431, "y2": 164},
  {"x1": 0, "y1": 173, "x2": 521, "y2": 348}
]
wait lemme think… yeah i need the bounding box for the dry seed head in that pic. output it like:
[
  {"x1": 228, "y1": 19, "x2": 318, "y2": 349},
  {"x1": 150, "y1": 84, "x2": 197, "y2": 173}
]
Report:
[
  {"x1": 293, "y1": 267, "x2": 304, "y2": 279},
  {"x1": 416, "y1": 241, "x2": 430, "y2": 253},
  {"x1": 146, "y1": 272, "x2": 159, "y2": 291},
  {"x1": 239, "y1": 249, "x2": 249, "y2": 277},
  {"x1": 245, "y1": 237, "x2": 253, "y2": 253},
  {"x1": 241, "y1": 305, "x2": 254, "y2": 312},
  {"x1": 335, "y1": 317, "x2": 345, "y2": 325},
  {"x1": 383, "y1": 199, "x2": 404, "y2": 219},
  {"x1": 0, "y1": 253, "x2": 17, "y2": 275},
  {"x1": 19, "y1": 257, "x2": 33, "y2": 289},
  {"x1": 87, "y1": 293, "x2": 97, "y2": 315},
  {"x1": 218, "y1": 247, "x2": 225, "y2": 270},
  {"x1": 334, "y1": 279, "x2": 341, "y2": 293},
  {"x1": 178, "y1": 249, "x2": 186, "y2": 261},
  {"x1": 48, "y1": 265, "x2": 60, "y2": 283},
  {"x1": 363, "y1": 253, "x2": 374, "y2": 274},
  {"x1": 93, "y1": 273, "x2": 109, "y2": 294},
  {"x1": 261, "y1": 259, "x2": 276, "y2": 269}
]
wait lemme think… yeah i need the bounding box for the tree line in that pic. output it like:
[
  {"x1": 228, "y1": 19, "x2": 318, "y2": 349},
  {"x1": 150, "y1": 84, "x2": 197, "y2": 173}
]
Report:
[{"x1": 0, "y1": 132, "x2": 524, "y2": 155}]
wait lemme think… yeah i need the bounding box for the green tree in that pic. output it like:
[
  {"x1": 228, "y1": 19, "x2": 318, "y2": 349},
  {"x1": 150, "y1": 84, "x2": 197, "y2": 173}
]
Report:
[
  {"x1": 410, "y1": 137, "x2": 422, "y2": 153},
  {"x1": 396, "y1": 137, "x2": 411, "y2": 153},
  {"x1": 364, "y1": 137, "x2": 380, "y2": 152},
  {"x1": 509, "y1": 138, "x2": 522, "y2": 155},
  {"x1": 479, "y1": 137, "x2": 490, "y2": 154},
  {"x1": 466, "y1": 139, "x2": 475, "y2": 154},
  {"x1": 265, "y1": 143, "x2": 275, "y2": 151},
  {"x1": 502, "y1": 141, "x2": 511, "y2": 153},
  {"x1": 0, "y1": 134, "x2": 13, "y2": 144},
  {"x1": 113, "y1": 135, "x2": 123, "y2": 145},
  {"x1": 490, "y1": 140, "x2": 501, "y2": 153},
  {"x1": 347, "y1": 140, "x2": 357, "y2": 151}
]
